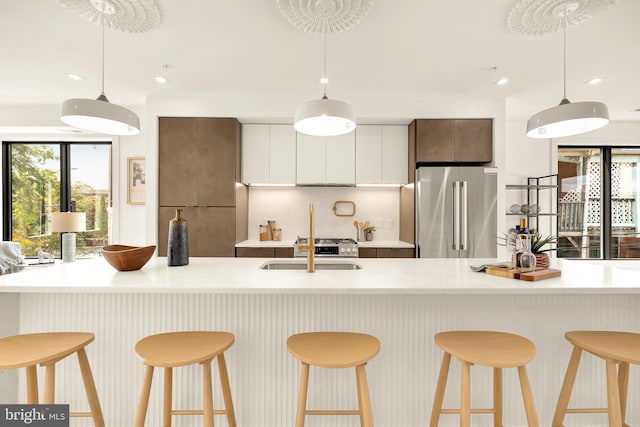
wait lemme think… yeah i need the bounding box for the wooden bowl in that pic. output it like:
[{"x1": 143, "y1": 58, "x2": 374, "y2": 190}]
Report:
[{"x1": 102, "y1": 245, "x2": 156, "y2": 271}]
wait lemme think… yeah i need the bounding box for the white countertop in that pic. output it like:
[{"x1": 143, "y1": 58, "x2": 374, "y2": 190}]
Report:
[
  {"x1": 235, "y1": 239, "x2": 414, "y2": 249},
  {"x1": 1, "y1": 257, "x2": 639, "y2": 294}
]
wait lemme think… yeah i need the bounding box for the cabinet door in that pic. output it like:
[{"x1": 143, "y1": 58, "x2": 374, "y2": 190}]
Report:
[
  {"x1": 159, "y1": 118, "x2": 198, "y2": 206},
  {"x1": 196, "y1": 207, "x2": 236, "y2": 256},
  {"x1": 269, "y1": 125, "x2": 296, "y2": 184},
  {"x1": 197, "y1": 118, "x2": 238, "y2": 207},
  {"x1": 296, "y1": 133, "x2": 326, "y2": 184},
  {"x1": 415, "y1": 119, "x2": 454, "y2": 162},
  {"x1": 235, "y1": 247, "x2": 275, "y2": 257},
  {"x1": 454, "y1": 119, "x2": 492, "y2": 163},
  {"x1": 382, "y1": 125, "x2": 408, "y2": 184},
  {"x1": 356, "y1": 125, "x2": 383, "y2": 184},
  {"x1": 326, "y1": 132, "x2": 355, "y2": 184},
  {"x1": 242, "y1": 124, "x2": 270, "y2": 184}
]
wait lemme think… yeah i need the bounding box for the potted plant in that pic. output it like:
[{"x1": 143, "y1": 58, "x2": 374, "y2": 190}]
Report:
[
  {"x1": 364, "y1": 226, "x2": 376, "y2": 241},
  {"x1": 499, "y1": 231, "x2": 556, "y2": 269}
]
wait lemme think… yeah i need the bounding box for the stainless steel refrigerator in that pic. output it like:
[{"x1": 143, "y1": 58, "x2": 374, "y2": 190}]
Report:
[{"x1": 416, "y1": 166, "x2": 497, "y2": 258}]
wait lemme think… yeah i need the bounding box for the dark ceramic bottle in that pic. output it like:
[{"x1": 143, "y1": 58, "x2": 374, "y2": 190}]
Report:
[{"x1": 168, "y1": 209, "x2": 189, "y2": 266}]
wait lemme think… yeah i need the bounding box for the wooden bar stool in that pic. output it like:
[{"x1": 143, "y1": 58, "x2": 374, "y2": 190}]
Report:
[
  {"x1": 0, "y1": 332, "x2": 105, "y2": 426},
  {"x1": 430, "y1": 331, "x2": 539, "y2": 427},
  {"x1": 133, "y1": 331, "x2": 236, "y2": 427},
  {"x1": 552, "y1": 331, "x2": 640, "y2": 427},
  {"x1": 287, "y1": 332, "x2": 380, "y2": 427}
]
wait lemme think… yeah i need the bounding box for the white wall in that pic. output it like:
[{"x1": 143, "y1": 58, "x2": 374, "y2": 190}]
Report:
[{"x1": 247, "y1": 187, "x2": 399, "y2": 241}]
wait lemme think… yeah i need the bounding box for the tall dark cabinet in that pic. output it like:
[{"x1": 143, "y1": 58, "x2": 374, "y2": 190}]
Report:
[{"x1": 158, "y1": 117, "x2": 247, "y2": 257}]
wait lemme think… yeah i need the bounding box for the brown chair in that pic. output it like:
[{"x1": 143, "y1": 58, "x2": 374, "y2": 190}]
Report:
[
  {"x1": 430, "y1": 331, "x2": 539, "y2": 427},
  {"x1": 553, "y1": 331, "x2": 640, "y2": 427},
  {"x1": 287, "y1": 332, "x2": 380, "y2": 427},
  {"x1": 133, "y1": 331, "x2": 236, "y2": 427},
  {"x1": 0, "y1": 332, "x2": 104, "y2": 426}
]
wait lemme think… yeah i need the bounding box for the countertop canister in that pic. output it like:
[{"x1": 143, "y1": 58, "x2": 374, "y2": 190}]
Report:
[{"x1": 168, "y1": 209, "x2": 189, "y2": 266}]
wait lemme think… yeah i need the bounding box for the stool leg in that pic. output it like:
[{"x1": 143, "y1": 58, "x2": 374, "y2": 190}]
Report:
[
  {"x1": 460, "y1": 361, "x2": 471, "y2": 427},
  {"x1": 163, "y1": 367, "x2": 173, "y2": 427},
  {"x1": 517, "y1": 365, "x2": 539, "y2": 427},
  {"x1": 552, "y1": 346, "x2": 582, "y2": 427},
  {"x1": 134, "y1": 365, "x2": 155, "y2": 427},
  {"x1": 493, "y1": 368, "x2": 503, "y2": 427},
  {"x1": 356, "y1": 364, "x2": 373, "y2": 427},
  {"x1": 430, "y1": 352, "x2": 451, "y2": 427},
  {"x1": 295, "y1": 362, "x2": 310, "y2": 427},
  {"x1": 25, "y1": 365, "x2": 39, "y2": 404},
  {"x1": 202, "y1": 360, "x2": 215, "y2": 427},
  {"x1": 617, "y1": 361, "x2": 630, "y2": 427},
  {"x1": 605, "y1": 359, "x2": 623, "y2": 427},
  {"x1": 43, "y1": 363, "x2": 55, "y2": 404},
  {"x1": 217, "y1": 353, "x2": 237, "y2": 427},
  {"x1": 77, "y1": 348, "x2": 105, "y2": 427}
]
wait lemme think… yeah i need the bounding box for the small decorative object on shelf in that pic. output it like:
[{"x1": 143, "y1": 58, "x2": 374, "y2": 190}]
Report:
[
  {"x1": 168, "y1": 209, "x2": 189, "y2": 267},
  {"x1": 364, "y1": 226, "x2": 376, "y2": 241}
]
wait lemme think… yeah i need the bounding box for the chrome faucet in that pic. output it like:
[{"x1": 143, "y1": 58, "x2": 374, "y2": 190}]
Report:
[{"x1": 296, "y1": 203, "x2": 315, "y2": 273}]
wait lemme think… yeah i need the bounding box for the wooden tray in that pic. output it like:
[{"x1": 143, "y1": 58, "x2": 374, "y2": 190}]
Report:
[{"x1": 485, "y1": 265, "x2": 561, "y2": 281}]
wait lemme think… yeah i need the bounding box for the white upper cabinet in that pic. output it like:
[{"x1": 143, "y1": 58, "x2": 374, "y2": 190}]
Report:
[
  {"x1": 296, "y1": 132, "x2": 355, "y2": 185},
  {"x1": 356, "y1": 125, "x2": 408, "y2": 185},
  {"x1": 242, "y1": 124, "x2": 296, "y2": 185},
  {"x1": 382, "y1": 125, "x2": 408, "y2": 184}
]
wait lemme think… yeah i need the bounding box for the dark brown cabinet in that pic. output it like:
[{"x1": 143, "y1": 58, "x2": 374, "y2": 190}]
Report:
[
  {"x1": 235, "y1": 247, "x2": 294, "y2": 258},
  {"x1": 158, "y1": 117, "x2": 247, "y2": 257},
  {"x1": 358, "y1": 247, "x2": 415, "y2": 258},
  {"x1": 413, "y1": 119, "x2": 492, "y2": 163}
]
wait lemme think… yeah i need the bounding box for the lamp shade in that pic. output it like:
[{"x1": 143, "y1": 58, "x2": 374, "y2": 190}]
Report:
[
  {"x1": 51, "y1": 212, "x2": 87, "y2": 233},
  {"x1": 61, "y1": 96, "x2": 140, "y2": 136},
  {"x1": 526, "y1": 100, "x2": 609, "y2": 139},
  {"x1": 294, "y1": 97, "x2": 356, "y2": 137}
]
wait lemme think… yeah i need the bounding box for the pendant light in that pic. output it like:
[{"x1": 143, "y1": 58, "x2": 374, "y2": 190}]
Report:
[
  {"x1": 294, "y1": 26, "x2": 355, "y2": 137},
  {"x1": 526, "y1": 5, "x2": 608, "y2": 139},
  {"x1": 61, "y1": 21, "x2": 140, "y2": 136}
]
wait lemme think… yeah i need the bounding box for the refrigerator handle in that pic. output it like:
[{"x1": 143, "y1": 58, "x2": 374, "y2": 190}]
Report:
[
  {"x1": 452, "y1": 181, "x2": 460, "y2": 250},
  {"x1": 461, "y1": 180, "x2": 468, "y2": 251}
]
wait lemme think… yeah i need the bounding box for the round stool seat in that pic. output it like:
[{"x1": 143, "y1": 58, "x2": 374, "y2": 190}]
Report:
[
  {"x1": 135, "y1": 331, "x2": 234, "y2": 368},
  {"x1": 0, "y1": 332, "x2": 95, "y2": 369},
  {"x1": 566, "y1": 331, "x2": 640, "y2": 364},
  {"x1": 435, "y1": 331, "x2": 536, "y2": 368},
  {"x1": 287, "y1": 332, "x2": 380, "y2": 368}
]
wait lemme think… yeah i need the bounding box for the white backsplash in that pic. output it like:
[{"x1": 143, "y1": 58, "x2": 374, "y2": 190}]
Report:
[{"x1": 247, "y1": 187, "x2": 401, "y2": 241}]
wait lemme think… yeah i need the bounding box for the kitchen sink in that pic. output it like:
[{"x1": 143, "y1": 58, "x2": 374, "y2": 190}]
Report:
[{"x1": 259, "y1": 260, "x2": 362, "y2": 270}]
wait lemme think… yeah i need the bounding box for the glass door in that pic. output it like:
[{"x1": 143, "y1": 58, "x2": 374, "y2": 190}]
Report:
[{"x1": 610, "y1": 148, "x2": 640, "y2": 259}]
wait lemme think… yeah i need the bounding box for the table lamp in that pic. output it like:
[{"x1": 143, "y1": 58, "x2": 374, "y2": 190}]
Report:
[{"x1": 51, "y1": 212, "x2": 86, "y2": 262}]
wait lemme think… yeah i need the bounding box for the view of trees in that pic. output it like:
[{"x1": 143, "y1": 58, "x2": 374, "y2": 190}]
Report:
[{"x1": 9, "y1": 143, "x2": 110, "y2": 258}]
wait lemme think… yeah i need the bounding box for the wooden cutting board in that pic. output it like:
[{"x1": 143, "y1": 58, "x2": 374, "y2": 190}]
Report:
[{"x1": 485, "y1": 265, "x2": 561, "y2": 281}]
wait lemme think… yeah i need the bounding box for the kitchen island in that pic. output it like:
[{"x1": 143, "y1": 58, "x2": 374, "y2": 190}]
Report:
[{"x1": 1, "y1": 257, "x2": 639, "y2": 426}]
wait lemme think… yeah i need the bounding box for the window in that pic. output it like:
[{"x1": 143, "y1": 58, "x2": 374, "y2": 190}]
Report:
[
  {"x1": 558, "y1": 146, "x2": 640, "y2": 259},
  {"x1": 2, "y1": 142, "x2": 112, "y2": 259}
]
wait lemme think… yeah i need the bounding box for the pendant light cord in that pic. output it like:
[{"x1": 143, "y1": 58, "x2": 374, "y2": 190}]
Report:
[
  {"x1": 101, "y1": 23, "x2": 105, "y2": 96},
  {"x1": 562, "y1": 10, "x2": 567, "y2": 100},
  {"x1": 322, "y1": 14, "x2": 328, "y2": 99}
]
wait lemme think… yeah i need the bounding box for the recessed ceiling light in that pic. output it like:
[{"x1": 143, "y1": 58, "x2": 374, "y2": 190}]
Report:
[
  {"x1": 155, "y1": 76, "x2": 169, "y2": 84},
  {"x1": 319, "y1": 77, "x2": 329, "y2": 84},
  {"x1": 494, "y1": 78, "x2": 509, "y2": 85},
  {"x1": 585, "y1": 77, "x2": 604, "y2": 85},
  {"x1": 66, "y1": 73, "x2": 84, "y2": 81}
]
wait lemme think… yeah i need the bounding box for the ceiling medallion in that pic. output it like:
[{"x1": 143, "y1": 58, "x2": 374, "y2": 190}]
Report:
[
  {"x1": 56, "y1": 0, "x2": 160, "y2": 33},
  {"x1": 507, "y1": 0, "x2": 615, "y2": 35},
  {"x1": 277, "y1": 0, "x2": 375, "y2": 33}
]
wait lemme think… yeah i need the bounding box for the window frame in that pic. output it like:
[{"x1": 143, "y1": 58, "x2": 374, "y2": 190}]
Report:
[{"x1": 1, "y1": 140, "x2": 112, "y2": 256}]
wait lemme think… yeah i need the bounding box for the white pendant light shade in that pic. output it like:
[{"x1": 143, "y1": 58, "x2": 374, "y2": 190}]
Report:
[
  {"x1": 294, "y1": 96, "x2": 356, "y2": 137},
  {"x1": 526, "y1": 100, "x2": 609, "y2": 139},
  {"x1": 61, "y1": 95, "x2": 140, "y2": 136}
]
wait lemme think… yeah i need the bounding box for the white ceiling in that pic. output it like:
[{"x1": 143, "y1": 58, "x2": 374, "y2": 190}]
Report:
[{"x1": 2, "y1": 0, "x2": 639, "y2": 124}]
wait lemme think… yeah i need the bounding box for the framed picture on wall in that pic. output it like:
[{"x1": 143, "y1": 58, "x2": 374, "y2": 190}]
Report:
[{"x1": 127, "y1": 157, "x2": 146, "y2": 205}]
